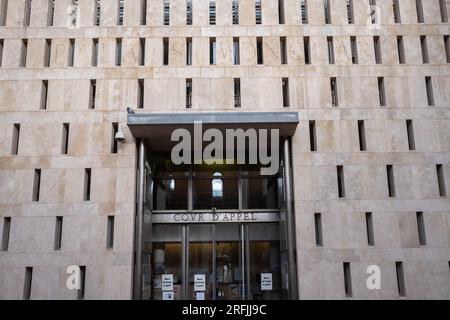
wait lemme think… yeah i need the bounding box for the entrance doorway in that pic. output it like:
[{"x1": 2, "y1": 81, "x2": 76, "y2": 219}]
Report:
[
  {"x1": 129, "y1": 111, "x2": 299, "y2": 300},
  {"x1": 151, "y1": 223, "x2": 282, "y2": 300}
]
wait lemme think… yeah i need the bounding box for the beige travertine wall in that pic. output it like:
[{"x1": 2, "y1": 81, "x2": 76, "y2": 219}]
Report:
[{"x1": 0, "y1": 0, "x2": 449, "y2": 299}]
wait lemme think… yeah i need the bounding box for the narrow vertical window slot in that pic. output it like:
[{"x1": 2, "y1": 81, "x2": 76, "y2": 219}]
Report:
[
  {"x1": 163, "y1": 0, "x2": 170, "y2": 25},
  {"x1": 186, "y1": 78, "x2": 192, "y2": 109},
  {"x1": 163, "y1": 38, "x2": 169, "y2": 65},
  {"x1": 54, "y1": 216, "x2": 63, "y2": 250},
  {"x1": 282, "y1": 78, "x2": 290, "y2": 107},
  {"x1": 44, "y1": 39, "x2": 51, "y2": 67},
  {"x1": 210, "y1": 37, "x2": 216, "y2": 65},
  {"x1": 68, "y1": 39, "x2": 75, "y2": 67},
  {"x1": 107, "y1": 216, "x2": 115, "y2": 249},
  {"x1": 92, "y1": 38, "x2": 98, "y2": 67},
  {"x1": 314, "y1": 213, "x2": 323, "y2": 247},
  {"x1": 387, "y1": 165, "x2": 395, "y2": 197},
  {"x1": 347, "y1": 0, "x2": 354, "y2": 24},
  {"x1": 330, "y1": 77, "x2": 338, "y2": 107},
  {"x1": 84, "y1": 169, "x2": 91, "y2": 201},
  {"x1": 278, "y1": 0, "x2": 285, "y2": 24},
  {"x1": 89, "y1": 80, "x2": 96, "y2": 109},
  {"x1": 115, "y1": 38, "x2": 122, "y2": 66},
  {"x1": 406, "y1": 120, "x2": 415, "y2": 151},
  {"x1": 393, "y1": 0, "x2": 401, "y2": 23},
  {"x1": 255, "y1": 0, "x2": 262, "y2": 24},
  {"x1": 324, "y1": 0, "x2": 331, "y2": 24},
  {"x1": 397, "y1": 36, "x2": 405, "y2": 64},
  {"x1": 370, "y1": 0, "x2": 377, "y2": 24},
  {"x1": 187, "y1": 0, "x2": 193, "y2": 25},
  {"x1": 358, "y1": 120, "x2": 367, "y2": 151},
  {"x1": 257, "y1": 37, "x2": 263, "y2": 65},
  {"x1": 11, "y1": 123, "x2": 20, "y2": 155},
  {"x1": 337, "y1": 165, "x2": 345, "y2": 198},
  {"x1": 350, "y1": 36, "x2": 358, "y2": 64},
  {"x1": 111, "y1": 123, "x2": 118, "y2": 154},
  {"x1": 20, "y1": 39, "x2": 28, "y2": 68},
  {"x1": 309, "y1": 120, "x2": 317, "y2": 152},
  {"x1": 444, "y1": 35, "x2": 450, "y2": 63},
  {"x1": 327, "y1": 36, "x2": 334, "y2": 64},
  {"x1": 416, "y1": 212, "x2": 426, "y2": 246},
  {"x1": 233, "y1": 38, "x2": 240, "y2": 65},
  {"x1": 1, "y1": 217, "x2": 11, "y2": 251},
  {"x1": 138, "y1": 79, "x2": 144, "y2": 109},
  {"x1": 374, "y1": 36, "x2": 382, "y2": 64},
  {"x1": 440, "y1": 0, "x2": 448, "y2": 23},
  {"x1": 23, "y1": 0, "x2": 31, "y2": 27},
  {"x1": 234, "y1": 78, "x2": 241, "y2": 108},
  {"x1": 365, "y1": 212, "x2": 375, "y2": 246},
  {"x1": 436, "y1": 164, "x2": 447, "y2": 197},
  {"x1": 301, "y1": 0, "x2": 308, "y2": 24},
  {"x1": 425, "y1": 76, "x2": 434, "y2": 106},
  {"x1": 77, "y1": 266, "x2": 86, "y2": 300},
  {"x1": 47, "y1": 0, "x2": 55, "y2": 26},
  {"x1": 0, "y1": 0, "x2": 8, "y2": 26},
  {"x1": 70, "y1": 0, "x2": 79, "y2": 27},
  {"x1": 395, "y1": 262, "x2": 406, "y2": 296},
  {"x1": 0, "y1": 39, "x2": 3, "y2": 67},
  {"x1": 280, "y1": 37, "x2": 287, "y2": 65},
  {"x1": 61, "y1": 123, "x2": 69, "y2": 154},
  {"x1": 41, "y1": 80, "x2": 48, "y2": 110},
  {"x1": 186, "y1": 37, "x2": 192, "y2": 65},
  {"x1": 23, "y1": 267, "x2": 33, "y2": 300},
  {"x1": 232, "y1": 0, "x2": 239, "y2": 25},
  {"x1": 141, "y1": 0, "x2": 147, "y2": 25},
  {"x1": 139, "y1": 38, "x2": 145, "y2": 66},
  {"x1": 209, "y1": 0, "x2": 216, "y2": 25},
  {"x1": 94, "y1": 0, "x2": 101, "y2": 26},
  {"x1": 32, "y1": 169, "x2": 41, "y2": 202},
  {"x1": 343, "y1": 262, "x2": 352, "y2": 297},
  {"x1": 420, "y1": 35, "x2": 429, "y2": 64},
  {"x1": 378, "y1": 77, "x2": 386, "y2": 106},
  {"x1": 304, "y1": 36, "x2": 310, "y2": 64},
  {"x1": 416, "y1": 0, "x2": 424, "y2": 23},
  {"x1": 117, "y1": 0, "x2": 124, "y2": 26}
]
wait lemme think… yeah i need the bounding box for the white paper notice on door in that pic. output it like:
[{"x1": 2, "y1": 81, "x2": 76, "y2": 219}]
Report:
[
  {"x1": 261, "y1": 273, "x2": 272, "y2": 291},
  {"x1": 162, "y1": 274, "x2": 173, "y2": 291},
  {"x1": 194, "y1": 274, "x2": 206, "y2": 292}
]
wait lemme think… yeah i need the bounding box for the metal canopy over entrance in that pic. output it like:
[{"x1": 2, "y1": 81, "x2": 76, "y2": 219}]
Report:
[
  {"x1": 127, "y1": 111, "x2": 299, "y2": 150},
  {"x1": 127, "y1": 111, "x2": 299, "y2": 301}
]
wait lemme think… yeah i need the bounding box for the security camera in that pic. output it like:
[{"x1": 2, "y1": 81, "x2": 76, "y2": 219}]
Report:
[{"x1": 115, "y1": 130, "x2": 125, "y2": 143}]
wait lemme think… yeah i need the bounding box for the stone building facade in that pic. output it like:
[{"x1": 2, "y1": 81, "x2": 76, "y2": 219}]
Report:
[{"x1": 0, "y1": 0, "x2": 449, "y2": 300}]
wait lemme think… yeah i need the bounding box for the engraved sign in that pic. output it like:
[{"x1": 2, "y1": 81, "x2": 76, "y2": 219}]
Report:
[{"x1": 153, "y1": 212, "x2": 279, "y2": 224}]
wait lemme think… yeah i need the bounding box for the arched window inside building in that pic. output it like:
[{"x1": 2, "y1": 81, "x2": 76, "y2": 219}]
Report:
[{"x1": 212, "y1": 172, "x2": 223, "y2": 198}]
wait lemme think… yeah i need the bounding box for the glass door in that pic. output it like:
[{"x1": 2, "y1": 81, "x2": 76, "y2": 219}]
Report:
[
  {"x1": 247, "y1": 223, "x2": 282, "y2": 300},
  {"x1": 151, "y1": 225, "x2": 183, "y2": 300},
  {"x1": 187, "y1": 225, "x2": 214, "y2": 300},
  {"x1": 186, "y1": 224, "x2": 244, "y2": 300},
  {"x1": 152, "y1": 223, "x2": 282, "y2": 300},
  {"x1": 215, "y1": 224, "x2": 243, "y2": 300}
]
